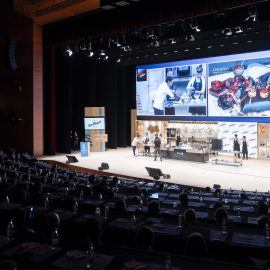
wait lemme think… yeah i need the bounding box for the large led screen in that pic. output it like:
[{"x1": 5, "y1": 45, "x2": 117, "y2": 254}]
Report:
[{"x1": 136, "y1": 50, "x2": 270, "y2": 118}]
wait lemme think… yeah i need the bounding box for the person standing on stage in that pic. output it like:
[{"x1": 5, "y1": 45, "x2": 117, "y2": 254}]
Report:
[
  {"x1": 131, "y1": 134, "x2": 140, "y2": 157},
  {"x1": 153, "y1": 76, "x2": 175, "y2": 115},
  {"x1": 70, "y1": 131, "x2": 74, "y2": 152},
  {"x1": 142, "y1": 132, "x2": 150, "y2": 156},
  {"x1": 154, "y1": 133, "x2": 162, "y2": 161},
  {"x1": 176, "y1": 130, "x2": 181, "y2": 147},
  {"x1": 242, "y1": 136, "x2": 248, "y2": 160},
  {"x1": 233, "y1": 134, "x2": 240, "y2": 158},
  {"x1": 73, "y1": 131, "x2": 79, "y2": 151}
]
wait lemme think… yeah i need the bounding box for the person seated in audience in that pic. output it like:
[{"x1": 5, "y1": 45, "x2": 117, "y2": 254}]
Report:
[
  {"x1": 179, "y1": 192, "x2": 188, "y2": 207},
  {"x1": 126, "y1": 195, "x2": 140, "y2": 205},
  {"x1": 132, "y1": 184, "x2": 141, "y2": 196},
  {"x1": 159, "y1": 182, "x2": 165, "y2": 191},
  {"x1": 114, "y1": 198, "x2": 126, "y2": 214},
  {"x1": 257, "y1": 215, "x2": 270, "y2": 230},
  {"x1": 111, "y1": 176, "x2": 118, "y2": 187},
  {"x1": 240, "y1": 190, "x2": 247, "y2": 200},
  {"x1": 0, "y1": 177, "x2": 17, "y2": 202},
  {"x1": 213, "y1": 201, "x2": 223, "y2": 210},
  {"x1": 214, "y1": 188, "x2": 221, "y2": 197},
  {"x1": 147, "y1": 200, "x2": 160, "y2": 216},
  {"x1": 183, "y1": 208, "x2": 197, "y2": 224},
  {"x1": 134, "y1": 226, "x2": 155, "y2": 251},
  {"x1": 184, "y1": 232, "x2": 209, "y2": 258},
  {"x1": 205, "y1": 186, "x2": 211, "y2": 192},
  {"x1": 215, "y1": 207, "x2": 228, "y2": 226},
  {"x1": 258, "y1": 201, "x2": 268, "y2": 215}
]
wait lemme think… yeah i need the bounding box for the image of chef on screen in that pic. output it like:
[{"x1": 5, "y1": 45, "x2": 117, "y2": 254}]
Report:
[
  {"x1": 186, "y1": 65, "x2": 206, "y2": 102},
  {"x1": 153, "y1": 76, "x2": 176, "y2": 115}
]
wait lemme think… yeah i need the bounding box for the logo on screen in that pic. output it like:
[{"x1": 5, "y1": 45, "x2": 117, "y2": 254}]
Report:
[{"x1": 88, "y1": 120, "x2": 101, "y2": 128}]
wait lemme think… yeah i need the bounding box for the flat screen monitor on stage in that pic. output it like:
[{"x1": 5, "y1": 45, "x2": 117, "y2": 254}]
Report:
[
  {"x1": 136, "y1": 50, "x2": 270, "y2": 119},
  {"x1": 84, "y1": 117, "x2": 105, "y2": 130},
  {"x1": 211, "y1": 139, "x2": 223, "y2": 152},
  {"x1": 145, "y1": 167, "x2": 163, "y2": 180}
]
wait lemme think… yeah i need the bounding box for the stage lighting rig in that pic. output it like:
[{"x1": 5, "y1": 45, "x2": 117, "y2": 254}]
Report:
[
  {"x1": 190, "y1": 20, "x2": 201, "y2": 32},
  {"x1": 185, "y1": 34, "x2": 195, "y2": 42},
  {"x1": 222, "y1": 28, "x2": 232, "y2": 35},
  {"x1": 235, "y1": 26, "x2": 243, "y2": 33},
  {"x1": 245, "y1": 6, "x2": 258, "y2": 22},
  {"x1": 65, "y1": 45, "x2": 73, "y2": 56}
]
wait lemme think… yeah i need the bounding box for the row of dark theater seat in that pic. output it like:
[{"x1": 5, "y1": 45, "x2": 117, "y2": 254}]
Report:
[{"x1": 0, "y1": 149, "x2": 269, "y2": 269}]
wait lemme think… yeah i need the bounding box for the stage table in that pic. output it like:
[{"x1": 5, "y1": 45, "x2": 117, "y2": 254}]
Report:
[{"x1": 160, "y1": 147, "x2": 209, "y2": 163}]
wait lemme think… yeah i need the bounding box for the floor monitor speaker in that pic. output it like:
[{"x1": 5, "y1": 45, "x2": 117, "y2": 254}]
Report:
[
  {"x1": 101, "y1": 162, "x2": 109, "y2": 170},
  {"x1": 66, "y1": 155, "x2": 79, "y2": 163}
]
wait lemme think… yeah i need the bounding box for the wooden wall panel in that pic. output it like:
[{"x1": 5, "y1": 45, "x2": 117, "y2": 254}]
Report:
[
  {"x1": 14, "y1": 0, "x2": 100, "y2": 25},
  {"x1": 0, "y1": 2, "x2": 34, "y2": 153},
  {"x1": 33, "y1": 22, "x2": 43, "y2": 156},
  {"x1": 85, "y1": 107, "x2": 105, "y2": 117}
]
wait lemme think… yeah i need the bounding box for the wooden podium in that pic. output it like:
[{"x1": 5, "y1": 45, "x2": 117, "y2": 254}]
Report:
[{"x1": 84, "y1": 107, "x2": 108, "y2": 152}]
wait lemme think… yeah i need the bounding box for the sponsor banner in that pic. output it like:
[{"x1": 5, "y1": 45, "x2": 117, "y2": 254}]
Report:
[
  {"x1": 84, "y1": 118, "x2": 105, "y2": 130},
  {"x1": 80, "y1": 142, "x2": 90, "y2": 157},
  {"x1": 218, "y1": 122, "x2": 257, "y2": 157}
]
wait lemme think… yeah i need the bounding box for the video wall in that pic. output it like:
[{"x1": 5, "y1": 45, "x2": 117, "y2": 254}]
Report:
[{"x1": 136, "y1": 50, "x2": 270, "y2": 119}]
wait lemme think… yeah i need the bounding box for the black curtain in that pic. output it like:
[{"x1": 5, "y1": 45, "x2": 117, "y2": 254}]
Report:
[
  {"x1": 44, "y1": 48, "x2": 136, "y2": 153},
  {"x1": 55, "y1": 49, "x2": 73, "y2": 154}
]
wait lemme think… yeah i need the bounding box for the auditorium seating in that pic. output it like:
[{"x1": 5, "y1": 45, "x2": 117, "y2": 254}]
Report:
[{"x1": 0, "y1": 148, "x2": 269, "y2": 269}]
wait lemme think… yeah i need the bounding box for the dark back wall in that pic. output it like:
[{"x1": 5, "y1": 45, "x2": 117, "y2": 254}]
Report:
[
  {"x1": 0, "y1": 0, "x2": 34, "y2": 153},
  {"x1": 44, "y1": 48, "x2": 136, "y2": 154}
]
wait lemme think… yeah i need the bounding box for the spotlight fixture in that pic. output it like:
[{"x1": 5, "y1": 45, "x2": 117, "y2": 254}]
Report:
[
  {"x1": 79, "y1": 41, "x2": 86, "y2": 51},
  {"x1": 146, "y1": 29, "x2": 156, "y2": 39},
  {"x1": 104, "y1": 55, "x2": 109, "y2": 60},
  {"x1": 100, "y1": 50, "x2": 105, "y2": 56},
  {"x1": 65, "y1": 45, "x2": 73, "y2": 56},
  {"x1": 169, "y1": 38, "x2": 176, "y2": 44},
  {"x1": 245, "y1": 6, "x2": 257, "y2": 22},
  {"x1": 222, "y1": 28, "x2": 232, "y2": 35},
  {"x1": 88, "y1": 41, "x2": 94, "y2": 57},
  {"x1": 122, "y1": 46, "x2": 132, "y2": 52},
  {"x1": 153, "y1": 40, "x2": 160, "y2": 47},
  {"x1": 108, "y1": 37, "x2": 112, "y2": 48},
  {"x1": 116, "y1": 58, "x2": 121, "y2": 63},
  {"x1": 190, "y1": 20, "x2": 201, "y2": 32},
  {"x1": 185, "y1": 34, "x2": 195, "y2": 42},
  {"x1": 235, "y1": 26, "x2": 243, "y2": 33}
]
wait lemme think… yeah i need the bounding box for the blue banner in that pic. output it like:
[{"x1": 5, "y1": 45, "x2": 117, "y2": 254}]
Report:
[{"x1": 80, "y1": 142, "x2": 89, "y2": 157}]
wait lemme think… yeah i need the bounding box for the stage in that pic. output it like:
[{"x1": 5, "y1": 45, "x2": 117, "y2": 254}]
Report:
[{"x1": 40, "y1": 147, "x2": 270, "y2": 192}]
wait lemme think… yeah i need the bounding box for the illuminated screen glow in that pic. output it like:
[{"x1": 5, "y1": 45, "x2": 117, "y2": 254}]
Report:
[{"x1": 136, "y1": 50, "x2": 270, "y2": 121}]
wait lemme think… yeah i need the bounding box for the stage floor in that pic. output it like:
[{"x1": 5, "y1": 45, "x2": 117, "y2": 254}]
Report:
[{"x1": 40, "y1": 147, "x2": 270, "y2": 192}]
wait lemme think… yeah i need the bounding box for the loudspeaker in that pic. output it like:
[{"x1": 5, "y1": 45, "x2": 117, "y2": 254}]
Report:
[
  {"x1": 145, "y1": 167, "x2": 163, "y2": 180},
  {"x1": 66, "y1": 155, "x2": 79, "y2": 163},
  {"x1": 101, "y1": 162, "x2": 109, "y2": 170},
  {"x1": 213, "y1": 184, "x2": 221, "y2": 189},
  {"x1": 211, "y1": 139, "x2": 223, "y2": 151},
  {"x1": 8, "y1": 38, "x2": 18, "y2": 71}
]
